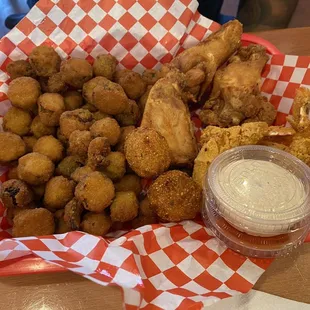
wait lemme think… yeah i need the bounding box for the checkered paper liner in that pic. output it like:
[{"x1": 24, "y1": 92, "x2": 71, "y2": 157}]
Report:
[{"x1": 0, "y1": 0, "x2": 309, "y2": 309}]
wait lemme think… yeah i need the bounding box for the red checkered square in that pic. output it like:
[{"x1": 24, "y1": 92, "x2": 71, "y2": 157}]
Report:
[
  {"x1": 38, "y1": 17, "x2": 57, "y2": 36},
  {"x1": 78, "y1": 15, "x2": 97, "y2": 34},
  {"x1": 120, "y1": 33, "x2": 139, "y2": 51},
  {"x1": 99, "y1": 15, "x2": 116, "y2": 31},
  {"x1": 59, "y1": 17, "x2": 76, "y2": 35},
  {"x1": 194, "y1": 271, "x2": 222, "y2": 291},
  {"x1": 139, "y1": 13, "x2": 157, "y2": 31},
  {"x1": 164, "y1": 267, "x2": 192, "y2": 286},
  {"x1": 77, "y1": 0, "x2": 96, "y2": 13},
  {"x1": 160, "y1": 12, "x2": 177, "y2": 30},
  {"x1": 119, "y1": 12, "x2": 137, "y2": 29},
  {"x1": 16, "y1": 18, "x2": 36, "y2": 36},
  {"x1": 36, "y1": 0, "x2": 54, "y2": 15},
  {"x1": 160, "y1": 32, "x2": 178, "y2": 51},
  {"x1": 225, "y1": 273, "x2": 252, "y2": 293}
]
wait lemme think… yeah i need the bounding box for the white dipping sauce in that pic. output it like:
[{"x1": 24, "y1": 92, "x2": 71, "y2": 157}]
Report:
[{"x1": 213, "y1": 159, "x2": 306, "y2": 236}]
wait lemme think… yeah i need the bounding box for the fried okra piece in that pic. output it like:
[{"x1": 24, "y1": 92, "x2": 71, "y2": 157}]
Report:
[
  {"x1": 114, "y1": 174, "x2": 141, "y2": 196},
  {"x1": 6, "y1": 60, "x2": 36, "y2": 80},
  {"x1": 7, "y1": 165, "x2": 19, "y2": 180},
  {"x1": 101, "y1": 152, "x2": 126, "y2": 181},
  {"x1": 59, "y1": 109, "x2": 93, "y2": 139},
  {"x1": 87, "y1": 137, "x2": 111, "y2": 169},
  {"x1": 115, "y1": 126, "x2": 135, "y2": 153},
  {"x1": 148, "y1": 170, "x2": 202, "y2": 222},
  {"x1": 39, "y1": 77, "x2": 49, "y2": 92},
  {"x1": 71, "y1": 165, "x2": 94, "y2": 183},
  {"x1": 56, "y1": 155, "x2": 84, "y2": 178},
  {"x1": 63, "y1": 90, "x2": 83, "y2": 111},
  {"x1": 93, "y1": 111, "x2": 108, "y2": 121},
  {"x1": 8, "y1": 77, "x2": 40, "y2": 110},
  {"x1": 18, "y1": 152, "x2": 55, "y2": 185},
  {"x1": 82, "y1": 103, "x2": 98, "y2": 112},
  {"x1": 23, "y1": 136, "x2": 38, "y2": 153},
  {"x1": 142, "y1": 69, "x2": 160, "y2": 85},
  {"x1": 81, "y1": 212, "x2": 112, "y2": 236},
  {"x1": 75, "y1": 171, "x2": 115, "y2": 213},
  {"x1": 124, "y1": 128, "x2": 171, "y2": 178},
  {"x1": 93, "y1": 54, "x2": 117, "y2": 80},
  {"x1": 54, "y1": 209, "x2": 71, "y2": 234},
  {"x1": 68, "y1": 130, "x2": 92, "y2": 160},
  {"x1": 3, "y1": 107, "x2": 32, "y2": 136},
  {"x1": 90, "y1": 117, "x2": 121, "y2": 145},
  {"x1": 64, "y1": 198, "x2": 83, "y2": 230},
  {"x1": 29, "y1": 46, "x2": 61, "y2": 77},
  {"x1": 132, "y1": 197, "x2": 158, "y2": 229},
  {"x1": 30, "y1": 115, "x2": 56, "y2": 138},
  {"x1": 0, "y1": 132, "x2": 26, "y2": 163},
  {"x1": 44, "y1": 176, "x2": 75, "y2": 209},
  {"x1": 33, "y1": 135, "x2": 64, "y2": 162},
  {"x1": 12, "y1": 208, "x2": 55, "y2": 237},
  {"x1": 114, "y1": 69, "x2": 147, "y2": 100},
  {"x1": 110, "y1": 191, "x2": 139, "y2": 222},
  {"x1": 38, "y1": 93, "x2": 65, "y2": 127},
  {"x1": 32, "y1": 184, "x2": 46, "y2": 201},
  {"x1": 57, "y1": 128, "x2": 68, "y2": 146},
  {"x1": 47, "y1": 72, "x2": 67, "y2": 93},
  {"x1": 1, "y1": 179, "x2": 33, "y2": 209},
  {"x1": 60, "y1": 58, "x2": 93, "y2": 89},
  {"x1": 115, "y1": 100, "x2": 140, "y2": 126}
]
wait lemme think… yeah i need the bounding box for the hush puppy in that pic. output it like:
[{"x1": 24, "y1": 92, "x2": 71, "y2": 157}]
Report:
[
  {"x1": 68, "y1": 130, "x2": 92, "y2": 160},
  {"x1": 44, "y1": 176, "x2": 75, "y2": 209},
  {"x1": 8, "y1": 77, "x2": 40, "y2": 110},
  {"x1": 114, "y1": 174, "x2": 141, "y2": 196},
  {"x1": 38, "y1": 93, "x2": 65, "y2": 127},
  {"x1": 148, "y1": 170, "x2": 202, "y2": 222},
  {"x1": 75, "y1": 171, "x2": 115, "y2": 212},
  {"x1": 93, "y1": 54, "x2": 117, "y2": 80},
  {"x1": 115, "y1": 126, "x2": 135, "y2": 153},
  {"x1": 90, "y1": 117, "x2": 120, "y2": 145},
  {"x1": 29, "y1": 46, "x2": 61, "y2": 77},
  {"x1": 60, "y1": 58, "x2": 93, "y2": 89},
  {"x1": 64, "y1": 198, "x2": 84, "y2": 230},
  {"x1": 18, "y1": 152, "x2": 55, "y2": 185},
  {"x1": 33, "y1": 135, "x2": 64, "y2": 162},
  {"x1": 110, "y1": 191, "x2": 139, "y2": 222},
  {"x1": 101, "y1": 152, "x2": 126, "y2": 181},
  {"x1": 87, "y1": 137, "x2": 111, "y2": 169},
  {"x1": 56, "y1": 155, "x2": 84, "y2": 178},
  {"x1": 115, "y1": 99, "x2": 140, "y2": 126},
  {"x1": 47, "y1": 72, "x2": 67, "y2": 93},
  {"x1": 12, "y1": 208, "x2": 55, "y2": 237},
  {"x1": 30, "y1": 115, "x2": 56, "y2": 138},
  {"x1": 71, "y1": 166, "x2": 94, "y2": 183},
  {"x1": 124, "y1": 128, "x2": 171, "y2": 178},
  {"x1": 3, "y1": 107, "x2": 32, "y2": 136},
  {"x1": 6, "y1": 60, "x2": 36, "y2": 80},
  {"x1": 81, "y1": 212, "x2": 112, "y2": 236},
  {"x1": 0, "y1": 132, "x2": 26, "y2": 163},
  {"x1": 63, "y1": 90, "x2": 83, "y2": 111}
]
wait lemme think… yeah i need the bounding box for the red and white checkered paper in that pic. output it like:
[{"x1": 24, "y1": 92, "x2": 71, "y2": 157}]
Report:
[{"x1": 0, "y1": 0, "x2": 309, "y2": 309}]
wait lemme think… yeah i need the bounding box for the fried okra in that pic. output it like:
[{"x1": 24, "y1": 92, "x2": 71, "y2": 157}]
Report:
[
  {"x1": 63, "y1": 90, "x2": 83, "y2": 111},
  {"x1": 68, "y1": 130, "x2": 92, "y2": 160},
  {"x1": 81, "y1": 212, "x2": 112, "y2": 236},
  {"x1": 0, "y1": 132, "x2": 26, "y2": 163},
  {"x1": 54, "y1": 209, "x2": 71, "y2": 234},
  {"x1": 29, "y1": 46, "x2": 61, "y2": 77},
  {"x1": 142, "y1": 69, "x2": 160, "y2": 85},
  {"x1": 6, "y1": 60, "x2": 36, "y2": 80},
  {"x1": 75, "y1": 171, "x2": 115, "y2": 212},
  {"x1": 132, "y1": 197, "x2": 158, "y2": 229},
  {"x1": 63, "y1": 198, "x2": 84, "y2": 230},
  {"x1": 90, "y1": 117, "x2": 120, "y2": 145},
  {"x1": 93, "y1": 111, "x2": 108, "y2": 121},
  {"x1": 8, "y1": 77, "x2": 40, "y2": 110},
  {"x1": 1, "y1": 179, "x2": 33, "y2": 209},
  {"x1": 56, "y1": 155, "x2": 84, "y2": 178},
  {"x1": 124, "y1": 128, "x2": 171, "y2": 178},
  {"x1": 23, "y1": 136, "x2": 38, "y2": 153},
  {"x1": 32, "y1": 184, "x2": 45, "y2": 200},
  {"x1": 82, "y1": 103, "x2": 98, "y2": 112},
  {"x1": 12, "y1": 208, "x2": 55, "y2": 237},
  {"x1": 114, "y1": 174, "x2": 141, "y2": 196},
  {"x1": 38, "y1": 93, "x2": 65, "y2": 127},
  {"x1": 3, "y1": 107, "x2": 32, "y2": 136},
  {"x1": 47, "y1": 72, "x2": 67, "y2": 93},
  {"x1": 93, "y1": 54, "x2": 117, "y2": 80},
  {"x1": 18, "y1": 152, "x2": 55, "y2": 185},
  {"x1": 71, "y1": 166, "x2": 94, "y2": 183},
  {"x1": 60, "y1": 58, "x2": 93, "y2": 89},
  {"x1": 87, "y1": 137, "x2": 111, "y2": 169},
  {"x1": 44, "y1": 176, "x2": 75, "y2": 209},
  {"x1": 114, "y1": 69, "x2": 146, "y2": 100},
  {"x1": 30, "y1": 115, "x2": 56, "y2": 138},
  {"x1": 115, "y1": 99, "x2": 140, "y2": 126},
  {"x1": 148, "y1": 170, "x2": 202, "y2": 222},
  {"x1": 110, "y1": 191, "x2": 139, "y2": 222},
  {"x1": 33, "y1": 135, "x2": 64, "y2": 162},
  {"x1": 59, "y1": 109, "x2": 93, "y2": 139},
  {"x1": 7, "y1": 166, "x2": 19, "y2": 180},
  {"x1": 101, "y1": 152, "x2": 126, "y2": 181},
  {"x1": 115, "y1": 126, "x2": 135, "y2": 153}
]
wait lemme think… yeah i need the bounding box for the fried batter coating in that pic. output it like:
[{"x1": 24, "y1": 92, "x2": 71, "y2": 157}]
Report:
[
  {"x1": 12, "y1": 208, "x2": 55, "y2": 237},
  {"x1": 56, "y1": 155, "x2": 84, "y2": 178},
  {"x1": 110, "y1": 191, "x2": 139, "y2": 222},
  {"x1": 54, "y1": 209, "x2": 71, "y2": 234},
  {"x1": 3, "y1": 107, "x2": 32, "y2": 136},
  {"x1": 114, "y1": 174, "x2": 141, "y2": 196},
  {"x1": 64, "y1": 198, "x2": 83, "y2": 230},
  {"x1": 22, "y1": 136, "x2": 37, "y2": 153},
  {"x1": 57, "y1": 128, "x2": 68, "y2": 146},
  {"x1": 68, "y1": 130, "x2": 92, "y2": 160},
  {"x1": 59, "y1": 109, "x2": 93, "y2": 139},
  {"x1": 115, "y1": 99, "x2": 140, "y2": 126},
  {"x1": 93, "y1": 54, "x2": 117, "y2": 80},
  {"x1": 29, "y1": 46, "x2": 61, "y2": 77},
  {"x1": 1, "y1": 179, "x2": 33, "y2": 209},
  {"x1": 83, "y1": 76, "x2": 129, "y2": 115},
  {"x1": 124, "y1": 128, "x2": 171, "y2": 178},
  {"x1": 44, "y1": 176, "x2": 75, "y2": 209},
  {"x1": 139, "y1": 197, "x2": 155, "y2": 217},
  {"x1": 32, "y1": 184, "x2": 45, "y2": 200},
  {"x1": 33, "y1": 135, "x2": 64, "y2": 162},
  {"x1": 90, "y1": 117, "x2": 120, "y2": 145},
  {"x1": 131, "y1": 215, "x2": 157, "y2": 229},
  {"x1": 0, "y1": 132, "x2": 26, "y2": 163},
  {"x1": 38, "y1": 93, "x2": 65, "y2": 127},
  {"x1": 142, "y1": 69, "x2": 160, "y2": 85},
  {"x1": 39, "y1": 77, "x2": 49, "y2": 92},
  {"x1": 75, "y1": 171, "x2": 115, "y2": 212},
  {"x1": 63, "y1": 90, "x2": 83, "y2": 111},
  {"x1": 47, "y1": 72, "x2": 67, "y2": 93},
  {"x1": 8, "y1": 166, "x2": 19, "y2": 180},
  {"x1": 30, "y1": 115, "x2": 56, "y2": 138},
  {"x1": 7, "y1": 60, "x2": 36, "y2": 80},
  {"x1": 18, "y1": 152, "x2": 54, "y2": 185},
  {"x1": 138, "y1": 85, "x2": 152, "y2": 114},
  {"x1": 82, "y1": 103, "x2": 98, "y2": 112},
  {"x1": 115, "y1": 126, "x2": 135, "y2": 153},
  {"x1": 87, "y1": 137, "x2": 111, "y2": 169},
  {"x1": 8, "y1": 77, "x2": 40, "y2": 110},
  {"x1": 93, "y1": 111, "x2": 109, "y2": 121},
  {"x1": 71, "y1": 166, "x2": 94, "y2": 183},
  {"x1": 148, "y1": 170, "x2": 202, "y2": 222},
  {"x1": 60, "y1": 58, "x2": 93, "y2": 89},
  {"x1": 81, "y1": 212, "x2": 112, "y2": 236},
  {"x1": 289, "y1": 137, "x2": 310, "y2": 166},
  {"x1": 115, "y1": 69, "x2": 147, "y2": 100},
  {"x1": 101, "y1": 152, "x2": 126, "y2": 181}
]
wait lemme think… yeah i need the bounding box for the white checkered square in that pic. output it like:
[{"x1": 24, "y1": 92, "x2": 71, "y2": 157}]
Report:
[
  {"x1": 50, "y1": 27, "x2": 67, "y2": 45},
  {"x1": 128, "y1": 3, "x2": 147, "y2": 20},
  {"x1": 101, "y1": 246, "x2": 131, "y2": 267},
  {"x1": 176, "y1": 237, "x2": 203, "y2": 254},
  {"x1": 268, "y1": 65, "x2": 282, "y2": 80},
  {"x1": 68, "y1": 5, "x2": 87, "y2": 23},
  {"x1": 28, "y1": 28, "x2": 47, "y2": 45},
  {"x1": 177, "y1": 256, "x2": 204, "y2": 279},
  {"x1": 113, "y1": 268, "x2": 143, "y2": 288},
  {"x1": 236, "y1": 259, "x2": 265, "y2": 284},
  {"x1": 207, "y1": 258, "x2": 234, "y2": 282},
  {"x1": 273, "y1": 81, "x2": 289, "y2": 96},
  {"x1": 88, "y1": 5, "x2": 106, "y2": 23},
  {"x1": 149, "y1": 273, "x2": 177, "y2": 290},
  {"x1": 182, "y1": 280, "x2": 209, "y2": 294},
  {"x1": 69, "y1": 26, "x2": 87, "y2": 44},
  {"x1": 47, "y1": 5, "x2": 67, "y2": 25},
  {"x1": 284, "y1": 55, "x2": 298, "y2": 67},
  {"x1": 205, "y1": 238, "x2": 226, "y2": 256},
  {"x1": 27, "y1": 5, "x2": 46, "y2": 24},
  {"x1": 168, "y1": 2, "x2": 187, "y2": 19},
  {"x1": 278, "y1": 97, "x2": 293, "y2": 114},
  {"x1": 149, "y1": 250, "x2": 175, "y2": 272},
  {"x1": 149, "y1": 23, "x2": 167, "y2": 41},
  {"x1": 108, "y1": 3, "x2": 126, "y2": 20},
  {"x1": 149, "y1": 3, "x2": 166, "y2": 21},
  {"x1": 108, "y1": 23, "x2": 126, "y2": 41},
  {"x1": 151, "y1": 292, "x2": 184, "y2": 309},
  {"x1": 6, "y1": 28, "x2": 26, "y2": 45},
  {"x1": 290, "y1": 68, "x2": 308, "y2": 83},
  {"x1": 130, "y1": 22, "x2": 147, "y2": 40}
]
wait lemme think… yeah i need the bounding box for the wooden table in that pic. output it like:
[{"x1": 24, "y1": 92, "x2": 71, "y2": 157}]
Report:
[{"x1": 1, "y1": 27, "x2": 310, "y2": 310}]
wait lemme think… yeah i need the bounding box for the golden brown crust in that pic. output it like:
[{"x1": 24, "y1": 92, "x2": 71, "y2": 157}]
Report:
[
  {"x1": 33, "y1": 135, "x2": 64, "y2": 162},
  {"x1": 3, "y1": 107, "x2": 32, "y2": 136},
  {"x1": 0, "y1": 132, "x2": 26, "y2": 163}
]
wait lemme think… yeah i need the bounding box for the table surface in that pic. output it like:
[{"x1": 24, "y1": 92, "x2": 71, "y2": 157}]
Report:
[{"x1": 1, "y1": 27, "x2": 310, "y2": 310}]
